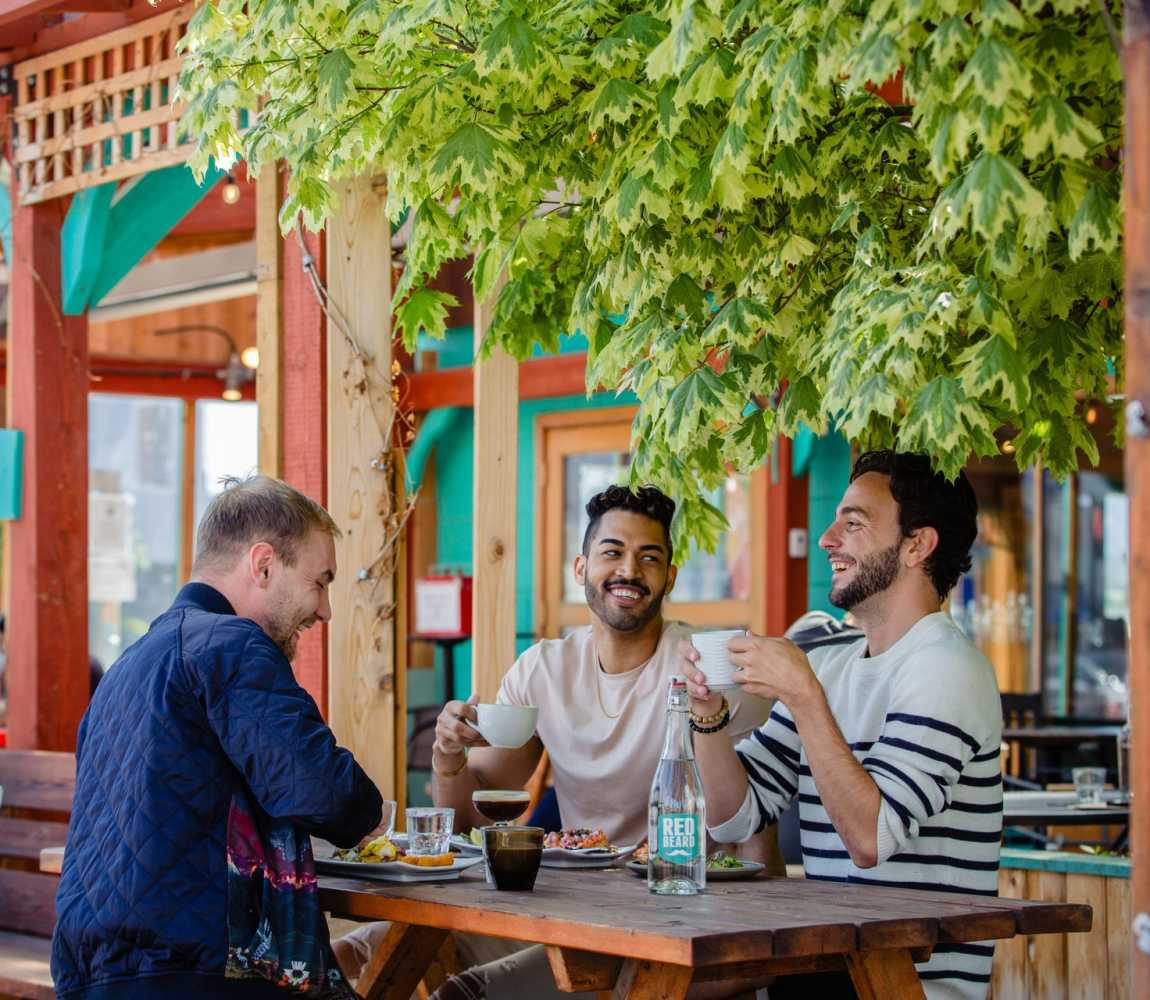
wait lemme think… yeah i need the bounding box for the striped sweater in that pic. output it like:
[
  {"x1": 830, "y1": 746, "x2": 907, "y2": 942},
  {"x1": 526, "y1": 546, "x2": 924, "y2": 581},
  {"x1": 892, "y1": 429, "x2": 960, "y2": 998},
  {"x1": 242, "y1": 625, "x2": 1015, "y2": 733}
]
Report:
[{"x1": 710, "y1": 612, "x2": 1003, "y2": 999}]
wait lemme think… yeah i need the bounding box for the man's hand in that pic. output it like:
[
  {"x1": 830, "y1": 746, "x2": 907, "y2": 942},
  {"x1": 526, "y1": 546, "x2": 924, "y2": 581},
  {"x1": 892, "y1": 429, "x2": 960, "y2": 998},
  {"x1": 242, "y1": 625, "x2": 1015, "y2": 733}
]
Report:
[
  {"x1": 433, "y1": 694, "x2": 489, "y2": 758},
  {"x1": 728, "y1": 634, "x2": 821, "y2": 712},
  {"x1": 678, "y1": 638, "x2": 724, "y2": 717}
]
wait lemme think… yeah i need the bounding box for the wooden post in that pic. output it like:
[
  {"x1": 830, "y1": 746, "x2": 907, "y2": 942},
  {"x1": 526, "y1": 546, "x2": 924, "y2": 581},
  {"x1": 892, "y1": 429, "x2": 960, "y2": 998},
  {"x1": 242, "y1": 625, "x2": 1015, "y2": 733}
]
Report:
[
  {"x1": 764, "y1": 436, "x2": 809, "y2": 636},
  {"x1": 5, "y1": 194, "x2": 90, "y2": 750},
  {"x1": 471, "y1": 277, "x2": 518, "y2": 700},
  {"x1": 255, "y1": 163, "x2": 283, "y2": 479},
  {"x1": 1125, "y1": 2, "x2": 1150, "y2": 993},
  {"x1": 326, "y1": 174, "x2": 397, "y2": 800},
  {"x1": 280, "y1": 204, "x2": 328, "y2": 710}
]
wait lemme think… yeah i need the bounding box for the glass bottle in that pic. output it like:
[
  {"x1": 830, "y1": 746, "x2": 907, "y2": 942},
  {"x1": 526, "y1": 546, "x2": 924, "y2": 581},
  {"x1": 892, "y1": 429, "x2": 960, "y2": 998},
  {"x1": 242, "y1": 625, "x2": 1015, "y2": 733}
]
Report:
[
  {"x1": 1118, "y1": 720, "x2": 1132, "y2": 800},
  {"x1": 648, "y1": 676, "x2": 706, "y2": 895}
]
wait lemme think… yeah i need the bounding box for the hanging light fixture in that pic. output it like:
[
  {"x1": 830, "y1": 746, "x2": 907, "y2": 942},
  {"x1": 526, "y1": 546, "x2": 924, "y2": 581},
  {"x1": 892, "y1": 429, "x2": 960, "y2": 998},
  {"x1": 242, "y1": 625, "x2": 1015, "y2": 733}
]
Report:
[
  {"x1": 221, "y1": 173, "x2": 241, "y2": 205},
  {"x1": 240, "y1": 346, "x2": 260, "y2": 370},
  {"x1": 153, "y1": 324, "x2": 255, "y2": 401}
]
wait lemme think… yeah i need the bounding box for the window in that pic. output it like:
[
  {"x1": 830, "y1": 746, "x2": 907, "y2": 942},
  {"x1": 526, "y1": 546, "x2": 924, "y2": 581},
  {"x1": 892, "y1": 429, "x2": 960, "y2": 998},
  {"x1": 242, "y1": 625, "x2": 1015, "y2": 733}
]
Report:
[
  {"x1": 538, "y1": 407, "x2": 764, "y2": 637},
  {"x1": 956, "y1": 415, "x2": 1127, "y2": 720},
  {"x1": 88, "y1": 395, "x2": 259, "y2": 672}
]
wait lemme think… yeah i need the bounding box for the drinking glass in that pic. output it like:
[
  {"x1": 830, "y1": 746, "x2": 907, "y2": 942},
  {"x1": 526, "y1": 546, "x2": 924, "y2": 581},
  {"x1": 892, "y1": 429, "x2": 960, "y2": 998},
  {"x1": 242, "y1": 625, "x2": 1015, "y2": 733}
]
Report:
[
  {"x1": 1072, "y1": 767, "x2": 1105, "y2": 805},
  {"x1": 483, "y1": 825, "x2": 544, "y2": 891},
  {"x1": 472, "y1": 790, "x2": 531, "y2": 827},
  {"x1": 378, "y1": 799, "x2": 397, "y2": 840},
  {"x1": 405, "y1": 807, "x2": 454, "y2": 855}
]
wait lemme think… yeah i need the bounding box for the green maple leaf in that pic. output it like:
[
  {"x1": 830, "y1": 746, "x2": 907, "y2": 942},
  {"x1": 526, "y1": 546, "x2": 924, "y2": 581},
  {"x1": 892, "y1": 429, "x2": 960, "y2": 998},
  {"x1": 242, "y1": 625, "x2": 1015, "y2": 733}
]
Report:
[
  {"x1": 702, "y1": 297, "x2": 774, "y2": 346},
  {"x1": 839, "y1": 373, "x2": 900, "y2": 440},
  {"x1": 393, "y1": 288, "x2": 460, "y2": 349},
  {"x1": 1069, "y1": 186, "x2": 1120, "y2": 260},
  {"x1": 664, "y1": 366, "x2": 727, "y2": 452},
  {"x1": 592, "y1": 14, "x2": 667, "y2": 67},
  {"x1": 776, "y1": 376, "x2": 822, "y2": 434},
  {"x1": 429, "y1": 123, "x2": 517, "y2": 191},
  {"x1": 898, "y1": 376, "x2": 999, "y2": 477},
  {"x1": 957, "y1": 335, "x2": 1031, "y2": 410},
  {"x1": 317, "y1": 49, "x2": 356, "y2": 112},
  {"x1": 1022, "y1": 96, "x2": 1104, "y2": 161},
  {"x1": 589, "y1": 78, "x2": 653, "y2": 129},
  {"x1": 646, "y1": 1, "x2": 722, "y2": 80},
  {"x1": 663, "y1": 273, "x2": 706, "y2": 320},
  {"x1": 475, "y1": 15, "x2": 547, "y2": 81},
  {"x1": 953, "y1": 38, "x2": 1028, "y2": 107},
  {"x1": 730, "y1": 407, "x2": 774, "y2": 464},
  {"x1": 930, "y1": 152, "x2": 1047, "y2": 246}
]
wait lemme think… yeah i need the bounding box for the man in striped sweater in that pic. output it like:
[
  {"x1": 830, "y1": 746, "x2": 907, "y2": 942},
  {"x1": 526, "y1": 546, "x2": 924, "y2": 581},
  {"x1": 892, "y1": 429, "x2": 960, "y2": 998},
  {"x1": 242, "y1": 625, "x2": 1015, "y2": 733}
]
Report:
[{"x1": 685, "y1": 450, "x2": 1001, "y2": 999}]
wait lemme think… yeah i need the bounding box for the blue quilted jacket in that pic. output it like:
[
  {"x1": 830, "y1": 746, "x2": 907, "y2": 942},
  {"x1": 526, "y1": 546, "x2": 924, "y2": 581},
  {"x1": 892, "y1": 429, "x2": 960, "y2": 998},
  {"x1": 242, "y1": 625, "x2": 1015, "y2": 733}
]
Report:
[{"x1": 51, "y1": 583, "x2": 383, "y2": 999}]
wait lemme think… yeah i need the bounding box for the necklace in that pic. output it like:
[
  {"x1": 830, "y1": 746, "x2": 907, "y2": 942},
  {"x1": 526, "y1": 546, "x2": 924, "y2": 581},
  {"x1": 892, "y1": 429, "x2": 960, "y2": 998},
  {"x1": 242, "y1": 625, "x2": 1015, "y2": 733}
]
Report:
[{"x1": 595, "y1": 661, "x2": 624, "y2": 720}]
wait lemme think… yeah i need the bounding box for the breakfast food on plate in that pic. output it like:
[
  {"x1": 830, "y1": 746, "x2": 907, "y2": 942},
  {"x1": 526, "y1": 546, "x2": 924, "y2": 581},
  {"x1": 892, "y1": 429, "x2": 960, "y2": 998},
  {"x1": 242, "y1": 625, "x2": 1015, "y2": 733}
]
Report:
[
  {"x1": 399, "y1": 852, "x2": 455, "y2": 867},
  {"x1": 543, "y1": 827, "x2": 611, "y2": 850},
  {"x1": 633, "y1": 843, "x2": 649, "y2": 864},
  {"x1": 333, "y1": 836, "x2": 454, "y2": 867},
  {"x1": 707, "y1": 855, "x2": 745, "y2": 870},
  {"x1": 334, "y1": 835, "x2": 398, "y2": 863}
]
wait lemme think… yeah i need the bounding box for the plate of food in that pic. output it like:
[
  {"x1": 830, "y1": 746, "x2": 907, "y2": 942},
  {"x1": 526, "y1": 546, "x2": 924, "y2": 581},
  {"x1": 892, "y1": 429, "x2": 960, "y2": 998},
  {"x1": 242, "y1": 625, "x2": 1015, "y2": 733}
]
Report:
[
  {"x1": 313, "y1": 835, "x2": 484, "y2": 882},
  {"x1": 540, "y1": 828, "x2": 638, "y2": 868},
  {"x1": 625, "y1": 847, "x2": 766, "y2": 881}
]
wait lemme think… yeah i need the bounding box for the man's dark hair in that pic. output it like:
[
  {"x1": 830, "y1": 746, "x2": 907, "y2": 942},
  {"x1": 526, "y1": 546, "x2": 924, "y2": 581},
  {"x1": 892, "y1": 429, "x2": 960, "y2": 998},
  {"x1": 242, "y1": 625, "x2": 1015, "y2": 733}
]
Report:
[
  {"x1": 582, "y1": 485, "x2": 676, "y2": 562},
  {"x1": 850, "y1": 450, "x2": 978, "y2": 600}
]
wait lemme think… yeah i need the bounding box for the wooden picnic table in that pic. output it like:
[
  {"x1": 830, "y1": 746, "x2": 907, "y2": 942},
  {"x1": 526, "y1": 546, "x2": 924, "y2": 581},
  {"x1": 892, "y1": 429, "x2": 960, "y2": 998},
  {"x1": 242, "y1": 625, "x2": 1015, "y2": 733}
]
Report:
[{"x1": 319, "y1": 865, "x2": 1091, "y2": 999}]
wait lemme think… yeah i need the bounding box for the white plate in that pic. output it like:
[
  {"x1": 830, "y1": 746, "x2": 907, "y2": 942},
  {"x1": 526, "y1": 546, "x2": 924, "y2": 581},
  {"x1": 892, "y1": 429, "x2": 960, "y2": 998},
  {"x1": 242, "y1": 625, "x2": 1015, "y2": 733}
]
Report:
[
  {"x1": 313, "y1": 843, "x2": 484, "y2": 883},
  {"x1": 540, "y1": 843, "x2": 638, "y2": 869},
  {"x1": 390, "y1": 832, "x2": 484, "y2": 856}
]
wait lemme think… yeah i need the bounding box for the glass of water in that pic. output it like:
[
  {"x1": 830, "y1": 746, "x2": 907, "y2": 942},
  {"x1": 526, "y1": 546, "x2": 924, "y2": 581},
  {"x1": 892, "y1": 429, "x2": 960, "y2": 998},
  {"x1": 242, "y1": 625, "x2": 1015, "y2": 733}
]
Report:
[
  {"x1": 1072, "y1": 767, "x2": 1106, "y2": 805},
  {"x1": 405, "y1": 807, "x2": 454, "y2": 855}
]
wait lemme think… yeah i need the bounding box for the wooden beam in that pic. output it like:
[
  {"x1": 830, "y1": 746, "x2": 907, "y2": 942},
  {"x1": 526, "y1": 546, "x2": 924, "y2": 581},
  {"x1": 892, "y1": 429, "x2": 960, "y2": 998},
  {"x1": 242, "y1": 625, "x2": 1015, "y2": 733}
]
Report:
[
  {"x1": 280, "y1": 208, "x2": 328, "y2": 710},
  {"x1": 1125, "y1": 2, "x2": 1150, "y2": 995},
  {"x1": 60, "y1": 182, "x2": 115, "y2": 314},
  {"x1": 5, "y1": 195, "x2": 89, "y2": 751},
  {"x1": 471, "y1": 276, "x2": 517, "y2": 701},
  {"x1": 404, "y1": 352, "x2": 587, "y2": 412},
  {"x1": 326, "y1": 174, "x2": 397, "y2": 801},
  {"x1": 0, "y1": 0, "x2": 63, "y2": 26},
  {"x1": 255, "y1": 163, "x2": 283, "y2": 478},
  {"x1": 764, "y1": 435, "x2": 809, "y2": 636}
]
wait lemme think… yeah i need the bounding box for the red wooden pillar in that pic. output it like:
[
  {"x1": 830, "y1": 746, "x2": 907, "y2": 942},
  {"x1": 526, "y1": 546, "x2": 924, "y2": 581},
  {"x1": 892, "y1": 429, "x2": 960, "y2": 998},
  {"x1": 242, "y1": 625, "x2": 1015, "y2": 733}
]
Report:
[
  {"x1": 1124, "y1": 1, "x2": 1150, "y2": 992},
  {"x1": 764, "y1": 436, "x2": 809, "y2": 636},
  {"x1": 5, "y1": 194, "x2": 90, "y2": 750},
  {"x1": 280, "y1": 225, "x2": 329, "y2": 712}
]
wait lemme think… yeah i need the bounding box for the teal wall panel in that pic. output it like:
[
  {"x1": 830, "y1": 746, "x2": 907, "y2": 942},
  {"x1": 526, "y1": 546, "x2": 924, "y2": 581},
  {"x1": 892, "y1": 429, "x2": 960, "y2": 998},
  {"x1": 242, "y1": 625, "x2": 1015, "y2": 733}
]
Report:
[
  {"x1": 806, "y1": 433, "x2": 853, "y2": 615},
  {"x1": 0, "y1": 430, "x2": 24, "y2": 520}
]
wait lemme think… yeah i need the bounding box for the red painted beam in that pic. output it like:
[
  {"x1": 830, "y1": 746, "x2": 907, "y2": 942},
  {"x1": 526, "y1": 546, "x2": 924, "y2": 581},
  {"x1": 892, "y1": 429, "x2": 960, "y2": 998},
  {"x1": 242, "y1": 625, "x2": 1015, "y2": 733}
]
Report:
[
  {"x1": 403, "y1": 352, "x2": 589, "y2": 411},
  {"x1": 6, "y1": 194, "x2": 90, "y2": 752},
  {"x1": 168, "y1": 169, "x2": 256, "y2": 239},
  {"x1": 280, "y1": 222, "x2": 329, "y2": 711},
  {"x1": 763, "y1": 435, "x2": 809, "y2": 636}
]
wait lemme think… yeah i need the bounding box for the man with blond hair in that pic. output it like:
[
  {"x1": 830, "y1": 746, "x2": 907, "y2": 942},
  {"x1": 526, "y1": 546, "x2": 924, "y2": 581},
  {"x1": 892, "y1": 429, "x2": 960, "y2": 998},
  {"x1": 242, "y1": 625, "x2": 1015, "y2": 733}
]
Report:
[{"x1": 53, "y1": 475, "x2": 382, "y2": 999}]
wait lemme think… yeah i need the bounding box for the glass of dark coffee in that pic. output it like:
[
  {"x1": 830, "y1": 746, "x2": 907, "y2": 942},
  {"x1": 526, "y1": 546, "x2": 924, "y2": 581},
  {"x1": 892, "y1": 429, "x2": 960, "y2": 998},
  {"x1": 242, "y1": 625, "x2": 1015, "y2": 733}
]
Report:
[
  {"x1": 482, "y1": 825, "x2": 544, "y2": 891},
  {"x1": 472, "y1": 789, "x2": 531, "y2": 826}
]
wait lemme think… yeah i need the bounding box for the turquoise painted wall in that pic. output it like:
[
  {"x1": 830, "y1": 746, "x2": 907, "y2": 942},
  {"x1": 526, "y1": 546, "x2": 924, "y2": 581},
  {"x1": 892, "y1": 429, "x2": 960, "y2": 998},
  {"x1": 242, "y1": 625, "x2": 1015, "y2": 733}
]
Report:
[{"x1": 805, "y1": 434, "x2": 853, "y2": 615}]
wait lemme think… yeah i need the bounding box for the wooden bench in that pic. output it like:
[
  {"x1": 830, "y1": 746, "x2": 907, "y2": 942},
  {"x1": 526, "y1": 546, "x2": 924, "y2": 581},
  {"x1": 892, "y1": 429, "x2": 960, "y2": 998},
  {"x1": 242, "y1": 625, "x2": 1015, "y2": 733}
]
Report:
[{"x1": 0, "y1": 750, "x2": 76, "y2": 1000}]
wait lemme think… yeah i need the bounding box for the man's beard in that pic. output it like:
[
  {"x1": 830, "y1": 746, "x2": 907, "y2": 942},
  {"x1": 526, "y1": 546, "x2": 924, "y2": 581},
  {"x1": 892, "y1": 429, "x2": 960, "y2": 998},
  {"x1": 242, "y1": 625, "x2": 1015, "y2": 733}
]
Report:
[
  {"x1": 829, "y1": 541, "x2": 902, "y2": 611},
  {"x1": 585, "y1": 577, "x2": 666, "y2": 632},
  {"x1": 266, "y1": 604, "x2": 309, "y2": 661}
]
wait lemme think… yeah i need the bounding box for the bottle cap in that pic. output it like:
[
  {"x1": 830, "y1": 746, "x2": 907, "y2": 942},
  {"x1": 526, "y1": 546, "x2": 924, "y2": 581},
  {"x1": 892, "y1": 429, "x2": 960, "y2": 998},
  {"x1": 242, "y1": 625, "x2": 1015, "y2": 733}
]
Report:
[{"x1": 670, "y1": 675, "x2": 687, "y2": 688}]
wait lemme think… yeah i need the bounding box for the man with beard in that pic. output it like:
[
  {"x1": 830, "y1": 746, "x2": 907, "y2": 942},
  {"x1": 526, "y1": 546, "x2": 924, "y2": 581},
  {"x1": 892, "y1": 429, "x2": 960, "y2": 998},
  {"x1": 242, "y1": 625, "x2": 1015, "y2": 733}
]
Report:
[
  {"x1": 684, "y1": 451, "x2": 1002, "y2": 1000},
  {"x1": 431, "y1": 482, "x2": 773, "y2": 849},
  {"x1": 53, "y1": 476, "x2": 382, "y2": 999},
  {"x1": 331, "y1": 485, "x2": 777, "y2": 999}
]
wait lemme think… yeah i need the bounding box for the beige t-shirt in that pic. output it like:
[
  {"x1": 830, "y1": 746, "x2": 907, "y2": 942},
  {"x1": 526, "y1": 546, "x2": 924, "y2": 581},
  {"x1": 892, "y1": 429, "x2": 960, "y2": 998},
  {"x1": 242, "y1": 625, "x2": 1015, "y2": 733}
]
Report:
[{"x1": 496, "y1": 621, "x2": 771, "y2": 846}]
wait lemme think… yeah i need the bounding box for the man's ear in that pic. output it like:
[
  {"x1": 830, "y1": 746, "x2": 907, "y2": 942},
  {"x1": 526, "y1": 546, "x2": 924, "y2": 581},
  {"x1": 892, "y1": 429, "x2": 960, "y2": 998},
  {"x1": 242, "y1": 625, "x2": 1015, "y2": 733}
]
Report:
[
  {"x1": 249, "y1": 542, "x2": 276, "y2": 587},
  {"x1": 903, "y1": 527, "x2": 939, "y2": 569},
  {"x1": 573, "y1": 553, "x2": 587, "y2": 587},
  {"x1": 664, "y1": 562, "x2": 678, "y2": 595}
]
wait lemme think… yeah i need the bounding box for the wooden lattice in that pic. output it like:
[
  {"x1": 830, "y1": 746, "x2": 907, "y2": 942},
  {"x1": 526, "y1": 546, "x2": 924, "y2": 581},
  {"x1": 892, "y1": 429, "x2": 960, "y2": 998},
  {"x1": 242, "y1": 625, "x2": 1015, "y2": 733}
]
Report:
[{"x1": 12, "y1": 6, "x2": 196, "y2": 206}]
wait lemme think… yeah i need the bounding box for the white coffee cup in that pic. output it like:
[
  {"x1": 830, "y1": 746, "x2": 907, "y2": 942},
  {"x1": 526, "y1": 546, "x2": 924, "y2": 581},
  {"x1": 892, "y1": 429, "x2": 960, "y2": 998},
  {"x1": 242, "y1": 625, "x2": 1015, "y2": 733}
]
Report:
[
  {"x1": 468, "y1": 703, "x2": 538, "y2": 748},
  {"x1": 691, "y1": 629, "x2": 746, "y2": 690}
]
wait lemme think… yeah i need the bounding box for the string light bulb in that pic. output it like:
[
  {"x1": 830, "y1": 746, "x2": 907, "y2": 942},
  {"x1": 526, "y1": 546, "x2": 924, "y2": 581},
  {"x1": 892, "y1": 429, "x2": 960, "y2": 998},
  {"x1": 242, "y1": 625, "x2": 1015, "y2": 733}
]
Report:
[
  {"x1": 1001, "y1": 439, "x2": 1016, "y2": 455},
  {"x1": 240, "y1": 346, "x2": 259, "y2": 369},
  {"x1": 221, "y1": 174, "x2": 241, "y2": 205},
  {"x1": 1086, "y1": 405, "x2": 1098, "y2": 425}
]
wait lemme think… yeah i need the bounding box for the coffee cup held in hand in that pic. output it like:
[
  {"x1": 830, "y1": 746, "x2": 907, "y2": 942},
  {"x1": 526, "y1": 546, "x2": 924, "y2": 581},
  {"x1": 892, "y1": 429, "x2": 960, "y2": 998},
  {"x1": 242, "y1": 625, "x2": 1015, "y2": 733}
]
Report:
[
  {"x1": 691, "y1": 629, "x2": 746, "y2": 690},
  {"x1": 466, "y1": 704, "x2": 538, "y2": 748}
]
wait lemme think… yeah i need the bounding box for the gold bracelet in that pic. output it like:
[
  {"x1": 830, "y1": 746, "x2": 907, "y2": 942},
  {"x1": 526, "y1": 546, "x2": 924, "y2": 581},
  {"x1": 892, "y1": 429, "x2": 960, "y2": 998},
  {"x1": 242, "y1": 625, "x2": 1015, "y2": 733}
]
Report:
[
  {"x1": 431, "y1": 745, "x2": 468, "y2": 778},
  {"x1": 690, "y1": 695, "x2": 729, "y2": 727}
]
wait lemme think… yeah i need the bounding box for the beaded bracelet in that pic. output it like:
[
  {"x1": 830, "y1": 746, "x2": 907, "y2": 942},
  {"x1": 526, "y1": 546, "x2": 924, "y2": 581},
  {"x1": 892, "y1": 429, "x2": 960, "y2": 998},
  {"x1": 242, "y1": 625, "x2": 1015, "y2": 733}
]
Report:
[
  {"x1": 690, "y1": 703, "x2": 732, "y2": 735},
  {"x1": 690, "y1": 695, "x2": 729, "y2": 727}
]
